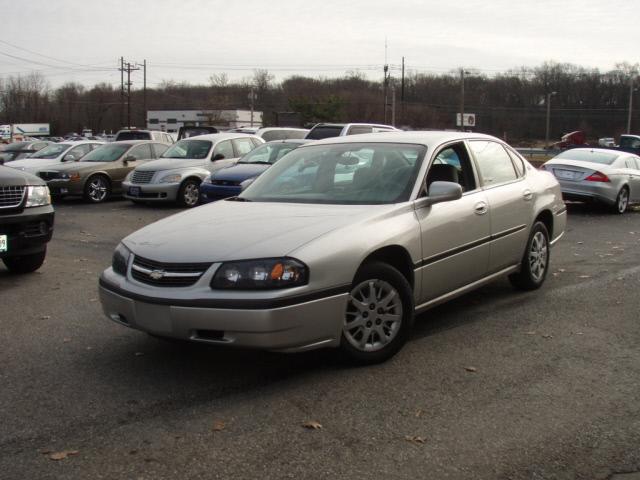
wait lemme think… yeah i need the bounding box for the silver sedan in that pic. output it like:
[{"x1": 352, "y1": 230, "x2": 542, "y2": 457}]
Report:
[
  {"x1": 542, "y1": 148, "x2": 640, "y2": 213},
  {"x1": 99, "y1": 132, "x2": 566, "y2": 364}
]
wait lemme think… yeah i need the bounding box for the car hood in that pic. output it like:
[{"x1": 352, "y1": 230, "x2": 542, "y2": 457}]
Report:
[
  {"x1": 213, "y1": 163, "x2": 270, "y2": 181},
  {"x1": 0, "y1": 165, "x2": 45, "y2": 186},
  {"x1": 7, "y1": 157, "x2": 63, "y2": 172},
  {"x1": 123, "y1": 201, "x2": 394, "y2": 263},
  {"x1": 40, "y1": 161, "x2": 110, "y2": 173},
  {"x1": 134, "y1": 158, "x2": 205, "y2": 172}
]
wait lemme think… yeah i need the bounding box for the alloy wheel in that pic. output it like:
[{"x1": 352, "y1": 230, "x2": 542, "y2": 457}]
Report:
[
  {"x1": 88, "y1": 177, "x2": 108, "y2": 202},
  {"x1": 344, "y1": 279, "x2": 403, "y2": 352},
  {"x1": 528, "y1": 231, "x2": 548, "y2": 282},
  {"x1": 183, "y1": 183, "x2": 200, "y2": 206},
  {"x1": 617, "y1": 189, "x2": 629, "y2": 213}
]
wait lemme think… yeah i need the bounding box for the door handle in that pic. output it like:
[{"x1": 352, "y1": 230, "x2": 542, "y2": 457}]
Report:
[
  {"x1": 474, "y1": 201, "x2": 488, "y2": 215},
  {"x1": 523, "y1": 189, "x2": 533, "y2": 201}
]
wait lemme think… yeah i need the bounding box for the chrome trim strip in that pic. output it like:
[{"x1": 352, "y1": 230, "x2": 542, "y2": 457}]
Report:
[{"x1": 130, "y1": 263, "x2": 203, "y2": 278}]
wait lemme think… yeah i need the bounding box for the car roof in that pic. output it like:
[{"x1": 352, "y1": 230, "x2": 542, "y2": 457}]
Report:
[
  {"x1": 560, "y1": 147, "x2": 630, "y2": 157},
  {"x1": 110, "y1": 140, "x2": 160, "y2": 146},
  {"x1": 264, "y1": 139, "x2": 313, "y2": 145},
  {"x1": 300, "y1": 130, "x2": 499, "y2": 147}
]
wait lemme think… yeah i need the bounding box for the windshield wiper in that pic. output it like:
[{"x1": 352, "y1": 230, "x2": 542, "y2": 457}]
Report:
[{"x1": 226, "y1": 196, "x2": 252, "y2": 202}]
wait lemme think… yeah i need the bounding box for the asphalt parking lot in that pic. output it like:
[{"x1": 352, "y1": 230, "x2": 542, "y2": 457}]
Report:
[{"x1": 1, "y1": 198, "x2": 640, "y2": 480}]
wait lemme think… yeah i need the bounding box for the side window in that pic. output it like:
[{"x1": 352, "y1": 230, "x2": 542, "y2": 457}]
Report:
[
  {"x1": 70, "y1": 144, "x2": 91, "y2": 159},
  {"x1": 426, "y1": 142, "x2": 476, "y2": 194},
  {"x1": 625, "y1": 158, "x2": 638, "y2": 169},
  {"x1": 152, "y1": 143, "x2": 169, "y2": 158},
  {"x1": 213, "y1": 140, "x2": 234, "y2": 159},
  {"x1": 506, "y1": 148, "x2": 526, "y2": 177},
  {"x1": 128, "y1": 144, "x2": 153, "y2": 160},
  {"x1": 346, "y1": 126, "x2": 373, "y2": 135},
  {"x1": 233, "y1": 138, "x2": 256, "y2": 157},
  {"x1": 469, "y1": 141, "x2": 518, "y2": 186},
  {"x1": 90, "y1": 143, "x2": 102, "y2": 151}
]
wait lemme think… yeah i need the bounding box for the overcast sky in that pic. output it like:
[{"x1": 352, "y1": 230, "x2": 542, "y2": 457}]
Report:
[{"x1": 1, "y1": 0, "x2": 638, "y2": 89}]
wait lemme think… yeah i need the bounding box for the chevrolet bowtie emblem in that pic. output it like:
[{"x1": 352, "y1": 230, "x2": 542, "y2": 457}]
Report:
[{"x1": 149, "y1": 269, "x2": 165, "y2": 280}]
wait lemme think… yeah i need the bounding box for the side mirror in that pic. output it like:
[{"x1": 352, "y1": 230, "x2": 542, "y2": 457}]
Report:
[
  {"x1": 63, "y1": 154, "x2": 77, "y2": 162},
  {"x1": 212, "y1": 153, "x2": 225, "y2": 161},
  {"x1": 425, "y1": 181, "x2": 462, "y2": 205},
  {"x1": 123, "y1": 155, "x2": 135, "y2": 164}
]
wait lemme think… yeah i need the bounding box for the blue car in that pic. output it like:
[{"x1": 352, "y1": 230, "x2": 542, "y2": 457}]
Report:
[{"x1": 199, "y1": 139, "x2": 311, "y2": 203}]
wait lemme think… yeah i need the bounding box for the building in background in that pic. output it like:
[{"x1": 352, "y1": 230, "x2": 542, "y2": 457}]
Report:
[{"x1": 146, "y1": 110, "x2": 263, "y2": 132}]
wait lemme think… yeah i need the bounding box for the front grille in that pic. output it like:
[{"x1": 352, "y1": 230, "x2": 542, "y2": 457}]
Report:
[
  {"x1": 131, "y1": 170, "x2": 155, "y2": 184},
  {"x1": 131, "y1": 255, "x2": 212, "y2": 287},
  {"x1": 38, "y1": 171, "x2": 60, "y2": 181},
  {"x1": 211, "y1": 180, "x2": 240, "y2": 186},
  {"x1": 0, "y1": 186, "x2": 25, "y2": 208}
]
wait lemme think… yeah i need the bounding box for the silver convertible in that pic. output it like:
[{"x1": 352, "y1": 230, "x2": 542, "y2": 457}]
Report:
[{"x1": 99, "y1": 132, "x2": 567, "y2": 364}]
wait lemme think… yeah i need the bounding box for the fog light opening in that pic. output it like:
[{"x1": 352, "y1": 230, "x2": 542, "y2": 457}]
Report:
[{"x1": 109, "y1": 313, "x2": 129, "y2": 325}]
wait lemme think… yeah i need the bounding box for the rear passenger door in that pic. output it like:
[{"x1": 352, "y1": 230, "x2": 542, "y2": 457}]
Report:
[
  {"x1": 208, "y1": 139, "x2": 236, "y2": 173},
  {"x1": 468, "y1": 140, "x2": 530, "y2": 273},
  {"x1": 623, "y1": 157, "x2": 640, "y2": 202}
]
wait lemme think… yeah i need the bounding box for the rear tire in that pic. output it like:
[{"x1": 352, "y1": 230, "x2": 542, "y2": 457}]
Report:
[
  {"x1": 509, "y1": 222, "x2": 550, "y2": 291},
  {"x1": 339, "y1": 261, "x2": 414, "y2": 364},
  {"x1": 2, "y1": 249, "x2": 47, "y2": 274},
  {"x1": 177, "y1": 178, "x2": 201, "y2": 208},
  {"x1": 613, "y1": 187, "x2": 629, "y2": 214}
]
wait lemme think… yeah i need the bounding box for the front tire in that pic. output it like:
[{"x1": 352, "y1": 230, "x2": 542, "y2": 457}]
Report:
[
  {"x1": 177, "y1": 178, "x2": 201, "y2": 208},
  {"x1": 340, "y1": 261, "x2": 414, "y2": 364},
  {"x1": 613, "y1": 187, "x2": 629, "y2": 214},
  {"x1": 84, "y1": 175, "x2": 110, "y2": 203},
  {"x1": 509, "y1": 221, "x2": 550, "y2": 291},
  {"x1": 3, "y1": 249, "x2": 47, "y2": 273}
]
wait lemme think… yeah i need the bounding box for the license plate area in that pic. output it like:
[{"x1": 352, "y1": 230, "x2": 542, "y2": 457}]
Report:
[
  {"x1": 128, "y1": 186, "x2": 141, "y2": 197},
  {"x1": 554, "y1": 169, "x2": 577, "y2": 180},
  {"x1": 0, "y1": 234, "x2": 7, "y2": 252}
]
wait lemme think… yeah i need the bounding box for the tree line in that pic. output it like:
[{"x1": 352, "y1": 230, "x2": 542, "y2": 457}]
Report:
[{"x1": 0, "y1": 62, "x2": 638, "y2": 144}]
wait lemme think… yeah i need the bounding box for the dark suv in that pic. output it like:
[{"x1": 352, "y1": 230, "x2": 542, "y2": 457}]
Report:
[{"x1": 0, "y1": 166, "x2": 54, "y2": 273}]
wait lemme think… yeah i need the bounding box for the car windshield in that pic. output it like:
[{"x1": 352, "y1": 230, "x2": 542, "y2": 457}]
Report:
[
  {"x1": 81, "y1": 144, "x2": 129, "y2": 162},
  {"x1": 28, "y1": 143, "x2": 71, "y2": 159},
  {"x1": 241, "y1": 143, "x2": 426, "y2": 205},
  {"x1": 555, "y1": 150, "x2": 618, "y2": 165},
  {"x1": 237, "y1": 142, "x2": 298, "y2": 165},
  {"x1": 162, "y1": 139, "x2": 212, "y2": 159},
  {"x1": 261, "y1": 130, "x2": 307, "y2": 141}
]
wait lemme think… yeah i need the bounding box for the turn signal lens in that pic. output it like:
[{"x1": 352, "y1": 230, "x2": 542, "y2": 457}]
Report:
[{"x1": 585, "y1": 171, "x2": 610, "y2": 182}]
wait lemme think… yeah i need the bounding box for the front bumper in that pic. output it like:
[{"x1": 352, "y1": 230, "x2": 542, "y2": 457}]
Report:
[
  {"x1": 0, "y1": 205, "x2": 54, "y2": 258},
  {"x1": 122, "y1": 181, "x2": 180, "y2": 202},
  {"x1": 199, "y1": 183, "x2": 241, "y2": 203},
  {"x1": 99, "y1": 269, "x2": 348, "y2": 352},
  {"x1": 46, "y1": 179, "x2": 83, "y2": 196}
]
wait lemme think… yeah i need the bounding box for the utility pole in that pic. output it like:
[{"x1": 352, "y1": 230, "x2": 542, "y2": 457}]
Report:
[
  {"x1": 249, "y1": 87, "x2": 256, "y2": 126},
  {"x1": 401, "y1": 56, "x2": 405, "y2": 125},
  {"x1": 120, "y1": 57, "x2": 124, "y2": 127},
  {"x1": 391, "y1": 86, "x2": 396, "y2": 127},
  {"x1": 459, "y1": 68, "x2": 465, "y2": 131},
  {"x1": 627, "y1": 75, "x2": 634, "y2": 134},
  {"x1": 142, "y1": 60, "x2": 147, "y2": 129},
  {"x1": 545, "y1": 91, "x2": 557, "y2": 148}
]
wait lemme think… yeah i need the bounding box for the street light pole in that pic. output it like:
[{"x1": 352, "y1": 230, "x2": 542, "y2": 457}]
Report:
[
  {"x1": 627, "y1": 76, "x2": 634, "y2": 134},
  {"x1": 545, "y1": 91, "x2": 557, "y2": 148},
  {"x1": 459, "y1": 68, "x2": 465, "y2": 131}
]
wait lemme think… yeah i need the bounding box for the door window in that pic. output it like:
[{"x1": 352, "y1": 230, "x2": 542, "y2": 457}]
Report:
[
  {"x1": 469, "y1": 141, "x2": 518, "y2": 186},
  {"x1": 347, "y1": 126, "x2": 373, "y2": 135},
  {"x1": 128, "y1": 144, "x2": 153, "y2": 160},
  {"x1": 233, "y1": 138, "x2": 256, "y2": 157},
  {"x1": 213, "y1": 140, "x2": 234, "y2": 159},
  {"x1": 152, "y1": 143, "x2": 169, "y2": 158},
  {"x1": 69, "y1": 144, "x2": 91, "y2": 159},
  {"x1": 426, "y1": 142, "x2": 477, "y2": 194}
]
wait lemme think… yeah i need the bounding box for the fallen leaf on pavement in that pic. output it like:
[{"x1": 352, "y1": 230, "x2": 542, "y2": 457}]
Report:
[
  {"x1": 578, "y1": 275, "x2": 591, "y2": 279},
  {"x1": 134, "y1": 352, "x2": 144, "y2": 357},
  {"x1": 302, "y1": 420, "x2": 323, "y2": 430},
  {"x1": 415, "y1": 409, "x2": 423, "y2": 418},
  {"x1": 404, "y1": 435, "x2": 426, "y2": 444},
  {"x1": 212, "y1": 420, "x2": 225, "y2": 432},
  {"x1": 525, "y1": 331, "x2": 537, "y2": 335},
  {"x1": 542, "y1": 334, "x2": 553, "y2": 339},
  {"x1": 48, "y1": 450, "x2": 79, "y2": 461},
  {"x1": 464, "y1": 366, "x2": 477, "y2": 372},
  {"x1": 39, "y1": 315, "x2": 51, "y2": 320}
]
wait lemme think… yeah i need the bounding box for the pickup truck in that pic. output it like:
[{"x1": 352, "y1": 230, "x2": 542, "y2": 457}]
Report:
[{"x1": 615, "y1": 134, "x2": 640, "y2": 154}]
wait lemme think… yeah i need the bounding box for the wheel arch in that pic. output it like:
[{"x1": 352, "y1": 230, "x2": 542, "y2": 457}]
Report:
[
  {"x1": 358, "y1": 245, "x2": 415, "y2": 290},
  {"x1": 534, "y1": 209, "x2": 553, "y2": 239}
]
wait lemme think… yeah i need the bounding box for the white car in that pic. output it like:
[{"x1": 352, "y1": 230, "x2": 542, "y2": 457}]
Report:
[{"x1": 7, "y1": 141, "x2": 104, "y2": 174}]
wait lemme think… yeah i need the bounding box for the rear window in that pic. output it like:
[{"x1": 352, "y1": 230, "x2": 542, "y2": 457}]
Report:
[
  {"x1": 305, "y1": 126, "x2": 344, "y2": 140},
  {"x1": 116, "y1": 131, "x2": 151, "y2": 141},
  {"x1": 555, "y1": 150, "x2": 618, "y2": 165}
]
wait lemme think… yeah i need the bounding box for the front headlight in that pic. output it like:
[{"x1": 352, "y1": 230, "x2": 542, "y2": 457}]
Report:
[
  {"x1": 112, "y1": 243, "x2": 131, "y2": 276},
  {"x1": 211, "y1": 257, "x2": 308, "y2": 290},
  {"x1": 159, "y1": 173, "x2": 182, "y2": 183},
  {"x1": 25, "y1": 185, "x2": 51, "y2": 207}
]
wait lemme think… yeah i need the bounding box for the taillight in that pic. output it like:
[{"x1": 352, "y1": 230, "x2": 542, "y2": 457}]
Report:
[{"x1": 585, "y1": 171, "x2": 610, "y2": 182}]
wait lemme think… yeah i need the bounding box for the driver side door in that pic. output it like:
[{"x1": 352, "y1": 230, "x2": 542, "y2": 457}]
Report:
[{"x1": 415, "y1": 141, "x2": 491, "y2": 303}]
